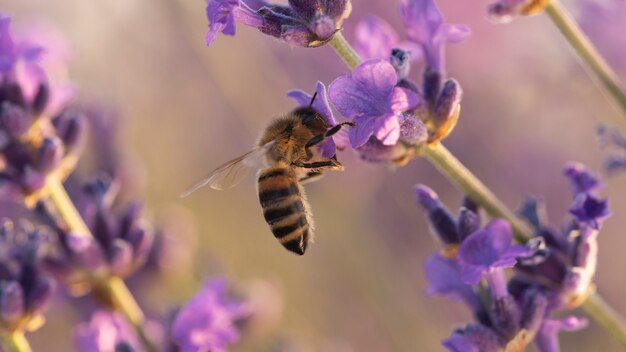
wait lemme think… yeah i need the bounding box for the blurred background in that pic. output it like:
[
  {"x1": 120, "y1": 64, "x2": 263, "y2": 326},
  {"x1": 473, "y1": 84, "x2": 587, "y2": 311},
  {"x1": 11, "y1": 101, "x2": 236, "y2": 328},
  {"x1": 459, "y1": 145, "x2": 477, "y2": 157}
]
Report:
[{"x1": 3, "y1": 0, "x2": 626, "y2": 351}]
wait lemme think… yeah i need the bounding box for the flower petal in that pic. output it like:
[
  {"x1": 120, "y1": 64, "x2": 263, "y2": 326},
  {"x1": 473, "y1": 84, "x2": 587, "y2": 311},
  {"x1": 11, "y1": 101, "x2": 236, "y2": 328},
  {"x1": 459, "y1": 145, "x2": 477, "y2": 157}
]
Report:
[
  {"x1": 354, "y1": 15, "x2": 398, "y2": 60},
  {"x1": 374, "y1": 113, "x2": 400, "y2": 145},
  {"x1": 389, "y1": 86, "x2": 421, "y2": 114},
  {"x1": 348, "y1": 115, "x2": 378, "y2": 148}
]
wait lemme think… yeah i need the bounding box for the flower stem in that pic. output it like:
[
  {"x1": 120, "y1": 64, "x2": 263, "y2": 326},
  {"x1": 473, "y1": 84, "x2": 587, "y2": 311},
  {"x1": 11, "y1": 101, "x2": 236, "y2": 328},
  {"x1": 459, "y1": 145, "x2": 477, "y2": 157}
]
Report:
[
  {"x1": 328, "y1": 32, "x2": 361, "y2": 70},
  {"x1": 1, "y1": 331, "x2": 31, "y2": 352},
  {"x1": 327, "y1": 30, "x2": 626, "y2": 348},
  {"x1": 44, "y1": 177, "x2": 158, "y2": 352},
  {"x1": 581, "y1": 293, "x2": 626, "y2": 347},
  {"x1": 421, "y1": 143, "x2": 532, "y2": 242},
  {"x1": 544, "y1": 0, "x2": 626, "y2": 118},
  {"x1": 99, "y1": 277, "x2": 158, "y2": 352}
]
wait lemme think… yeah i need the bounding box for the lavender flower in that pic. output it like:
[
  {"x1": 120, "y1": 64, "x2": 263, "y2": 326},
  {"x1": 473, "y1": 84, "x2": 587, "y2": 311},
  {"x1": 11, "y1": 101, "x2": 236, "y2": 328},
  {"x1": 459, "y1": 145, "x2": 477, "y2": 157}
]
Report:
[
  {"x1": 0, "y1": 15, "x2": 83, "y2": 200},
  {"x1": 416, "y1": 180, "x2": 596, "y2": 351},
  {"x1": 328, "y1": 59, "x2": 420, "y2": 148},
  {"x1": 39, "y1": 176, "x2": 154, "y2": 284},
  {"x1": 73, "y1": 310, "x2": 143, "y2": 352},
  {"x1": 414, "y1": 184, "x2": 480, "y2": 250},
  {"x1": 287, "y1": 81, "x2": 337, "y2": 158},
  {"x1": 171, "y1": 277, "x2": 250, "y2": 352},
  {"x1": 424, "y1": 254, "x2": 478, "y2": 309},
  {"x1": 399, "y1": 0, "x2": 469, "y2": 74},
  {"x1": 353, "y1": 16, "x2": 421, "y2": 63},
  {"x1": 0, "y1": 219, "x2": 55, "y2": 333},
  {"x1": 456, "y1": 219, "x2": 531, "y2": 285},
  {"x1": 205, "y1": 0, "x2": 352, "y2": 47}
]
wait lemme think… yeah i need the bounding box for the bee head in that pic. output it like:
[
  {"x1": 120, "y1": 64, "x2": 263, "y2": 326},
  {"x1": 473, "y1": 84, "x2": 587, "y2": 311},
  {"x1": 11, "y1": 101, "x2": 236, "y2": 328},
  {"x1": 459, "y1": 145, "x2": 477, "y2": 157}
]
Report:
[{"x1": 293, "y1": 106, "x2": 328, "y2": 130}]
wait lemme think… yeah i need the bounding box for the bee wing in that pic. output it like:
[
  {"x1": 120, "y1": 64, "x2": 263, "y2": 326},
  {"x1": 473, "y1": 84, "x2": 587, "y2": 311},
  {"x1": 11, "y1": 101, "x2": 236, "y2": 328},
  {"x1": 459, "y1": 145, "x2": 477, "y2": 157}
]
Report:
[{"x1": 180, "y1": 141, "x2": 275, "y2": 197}]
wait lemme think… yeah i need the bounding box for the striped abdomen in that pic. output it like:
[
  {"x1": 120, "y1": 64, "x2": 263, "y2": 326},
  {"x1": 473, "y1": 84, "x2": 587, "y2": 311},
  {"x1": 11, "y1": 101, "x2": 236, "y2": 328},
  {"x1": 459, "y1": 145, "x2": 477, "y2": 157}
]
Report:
[{"x1": 258, "y1": 167, "x2": 312, "y2": 255}]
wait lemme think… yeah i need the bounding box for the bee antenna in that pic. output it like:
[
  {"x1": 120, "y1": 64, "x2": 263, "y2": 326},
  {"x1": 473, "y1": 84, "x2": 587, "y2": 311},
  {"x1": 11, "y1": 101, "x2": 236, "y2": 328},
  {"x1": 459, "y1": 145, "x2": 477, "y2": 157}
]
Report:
[{"x1": 308, "y1": 92, "x2": 318, "y2": 107}]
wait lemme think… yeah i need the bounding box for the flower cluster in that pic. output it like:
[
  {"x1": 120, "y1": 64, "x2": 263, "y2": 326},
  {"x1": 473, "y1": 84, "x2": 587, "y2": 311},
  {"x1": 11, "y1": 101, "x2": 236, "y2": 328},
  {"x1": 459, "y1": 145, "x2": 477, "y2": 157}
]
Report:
[
  {"x1": 415, "y1": 163, "x2": 607, "y2": 351},
  {"x1": 0, "y1": 219, "x2": 55, "y2": 334},
  {"x1": 0, "y1": 15, "x2": 83, "y2": 203},
  {"x1": 205, "y1": 0, "x2": 352, "y2": 47},
  {"x1": 39, "y1": 177, "x2": 154, "y2": 288},
  {"x1": 171, "y1": 277, "x2": 251, "y2": 352}
]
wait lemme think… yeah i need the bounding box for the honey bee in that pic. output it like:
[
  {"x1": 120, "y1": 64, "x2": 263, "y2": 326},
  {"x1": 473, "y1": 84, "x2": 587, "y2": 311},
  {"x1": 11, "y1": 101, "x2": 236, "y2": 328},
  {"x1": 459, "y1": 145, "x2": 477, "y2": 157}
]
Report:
[{"x1": 181, "y1": 102, "x2": 353, "y2": 255}]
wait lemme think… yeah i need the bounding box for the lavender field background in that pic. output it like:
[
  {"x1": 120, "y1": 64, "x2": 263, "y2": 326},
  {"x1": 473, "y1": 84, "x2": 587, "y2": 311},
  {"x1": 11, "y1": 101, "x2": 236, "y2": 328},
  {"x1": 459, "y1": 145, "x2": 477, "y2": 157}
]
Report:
[{"x1": 3, "y1": 0, "x2": 626, "y2": 351}]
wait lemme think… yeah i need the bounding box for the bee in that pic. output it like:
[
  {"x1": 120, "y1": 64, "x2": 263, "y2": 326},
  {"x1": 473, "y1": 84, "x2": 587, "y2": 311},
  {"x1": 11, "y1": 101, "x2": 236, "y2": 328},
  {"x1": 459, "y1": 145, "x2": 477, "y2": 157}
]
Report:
[{"x1": 181, "y1": 101, "x2": 353, "y2": 255}]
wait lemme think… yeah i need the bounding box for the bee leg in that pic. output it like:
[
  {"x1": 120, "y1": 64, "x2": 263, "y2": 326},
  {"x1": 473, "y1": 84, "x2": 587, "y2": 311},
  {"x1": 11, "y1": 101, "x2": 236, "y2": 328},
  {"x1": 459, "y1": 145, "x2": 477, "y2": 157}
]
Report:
[
  {"x1": 292, "y1": 159, "x2": 344, "y2": 171},
  {"x1": 305, "y1": 122, "x2": 355, "y2": 150},
  {"x1": 299, "y1": 171, "x2": 324, "y2": 184}
]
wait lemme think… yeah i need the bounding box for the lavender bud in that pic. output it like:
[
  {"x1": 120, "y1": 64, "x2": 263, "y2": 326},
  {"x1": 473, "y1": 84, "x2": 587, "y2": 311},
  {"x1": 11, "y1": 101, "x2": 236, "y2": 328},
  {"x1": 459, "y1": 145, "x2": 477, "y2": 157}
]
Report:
[
  {"x1": 461, "y1": 197, "x2": 480, "y2": 215},
  {"x1": 433, "y1": 79, "x2": 462, "y2": 125},
  {"x1": 26, "y1": 278, "x2": 54, "y2": 314},
  {"x1": 0, "y1": 281, "x2": 25, "y2": 323},
  {"x1": 54, "y1": 111, "x2": 86, "y2": 151},
  {"x1": 390, "y1": 48, "x2": 411, "y2": 81},
  {"x1": 517, "y1": 196, "x2": 546, "y2": 229},
  {"x1": 1, "y1": 81, "x2": 26, "y2": 107},
  {"x1": 110, "y1": 240, "x2": 133, "y2": 276},
  {"x1": 126, "y1": 227, "x2": 154, "y2": 261},
  {"x1": 22, "y1": 166, "x2": 46, "y2": 191},
  {"x1": 31, "y1": 83, "x2": 50, "y2": 116},
  {"x1": 457, "y1": 207, "x2": 480, "y2": 241},
  {"x1": 0, "y1": 103, "x2": 29, "y2": 138},
  {"x1": 414, "y1": 184, "x2": 460, "y2": 245},
  {"x1": 489, "y1": 295, "x2": 521, "y2": 340},
  {"x1": 36, "y1": 137, "x2": 64, "y2": 173},
  {"x1": 519, "y1": 289, "x2": 548, "y2": 334},
  {"x1": 423, "y1": 67, "x2": 441, "y2": 106},
  {"x1": 563, "y1": 162, "x2": 601, "y2": 195}
]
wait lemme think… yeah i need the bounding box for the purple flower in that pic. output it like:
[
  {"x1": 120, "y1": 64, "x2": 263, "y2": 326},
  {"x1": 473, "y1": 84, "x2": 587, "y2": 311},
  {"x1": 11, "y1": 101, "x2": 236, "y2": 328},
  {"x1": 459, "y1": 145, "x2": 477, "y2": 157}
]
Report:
[
  {"x1": 424, "y1": 254, "x2": 478, "y2": 309},
  {"x1": 457, "y1": 219, "x2": 531, "y2": 285},
  {"x1": 562, "y1": 162, "x2": 601, "y2": 195},
  {"x1": 287, "y1": 81, "x2": 337, "y2": 158},
  {"x1": 568, "y1": 194, "x2": 609, "y2": 230},
  {"x1": 0, "y1": 220, "x2": 55, "y2": 331},
  {"x1": 0, "y1": 15, "x2": 43, "y2": 74},
  {"x1": 73, "y1": 311, "x2": 143, "y2": 352},
  {"x1": 205, "y1": 0, "x2": 352, "y2": 47},
  {"x1": 399, "y1": 0, "x2": 469, "y2": 72},
  {"x1": 414, "y1": 184, "x2": 460, "y2": 245},
  {"x1": 328, "y1": 59, "x2": 420, "y2": 148},
  {"x1": 354, "y1": 15, "x2": 421, "y2": 62},
  {"x1": 205, "y1": 0, "x2": 263, "y2": 45},
  {"x1": 534, "y1": 316, "x2": 588, "y2": 352},
  {"x1": 172, "y1": 277, "x2": 250, "y2": 352},
  {"x1": 38, "y1": 176, "x2": 154, "y2": 281}
]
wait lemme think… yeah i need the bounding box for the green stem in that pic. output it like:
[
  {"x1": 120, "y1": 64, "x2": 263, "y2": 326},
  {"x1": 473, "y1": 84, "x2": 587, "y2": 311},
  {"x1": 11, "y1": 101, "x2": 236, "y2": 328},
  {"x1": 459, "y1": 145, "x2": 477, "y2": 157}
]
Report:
[
  {"x1": 328, "y1": 32, "x2": 361, "y2": 70},
  {"x1": 421, "y1": 143, "x2": 532, "y2": 242},
  {"x1": 1, "y1": 331, "x2": 31, "y2": 352},
  {"x1": 44, "y1": 177, "x2": 158, "y2": 352},
  {"x1": 581, "y1": 293, "x2": 626, "y2": 348},
  {"x1": 544, "y1": 0, "x2": 626, "y2": 118},
  {"x1": 100, "y1": 277, "x2": 159, "y2": 352},
  {"x1": 327, "y1": 30, "x2": 626, "y2": 348}
]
